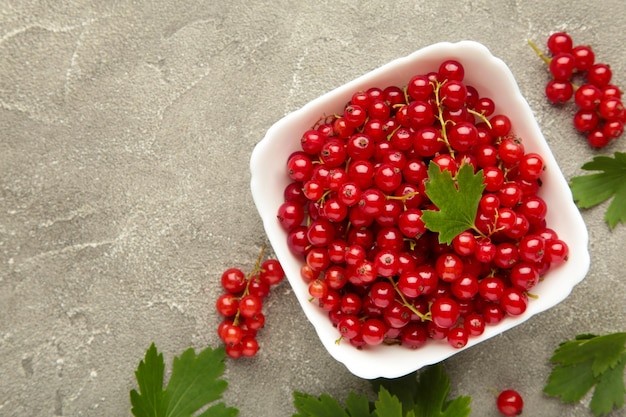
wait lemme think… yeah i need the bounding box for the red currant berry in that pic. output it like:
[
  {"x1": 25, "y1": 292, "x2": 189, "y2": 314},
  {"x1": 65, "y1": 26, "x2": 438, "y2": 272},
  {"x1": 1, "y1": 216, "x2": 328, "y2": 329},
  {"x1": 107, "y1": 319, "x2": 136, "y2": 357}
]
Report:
[
  {"x1": 587, "y1": 128, "x2": 611, "y2": 148},
  {"x1": 510, "y1": 262, "x2": 539, "y2": 290},
  {"x1": 400, "y1": 323, "x2": 428, "y2": 348},
  {"x1": 407, "y1": 100, "x2": 436, "y2": 129},
  {"x1": 216, "y1": 293, "x2": 239, "y2": 317},
  {"x1": 221, "y1": 267, "x2": 247, "y2": 293},
  {"x1": 241, "y1": 336, "x2": 259, "y2": 357},
  {"x1": 239, "y1": 294, "x2": 263, "y2": 318},
  {"x1": 501, "y1": 287, "x2": 528, "y2": 316},
  {"x1": 447, "y1": 121, "x2": 478, "y2": 151},
  {"x1": 346, "y1": 133, "x2": 375, "y2": 160},
  {"x1": 549, "y1": 52, "x2": 576, "y2": 80},
  {"x1": 337, "y1": 314, "x2": 361, "y2": 340},
  {"x1": 407, "y1": 74, "x2": 434, "y2": 101},
  {"x1": 361, "y1": 318, "x2": 387, "y2": 345},
  {"x1": 598, "y1": 98, "x2": 624, "y2": 121},
  {"x1": 547, "y1": 32, "x2": 573, "y2": 54},
  {"x1": 496, "y1": 389, "x2": 524, "y2": 416},
  {"x1": 474, "y1": 97, "x2": 495, "y2": 116},
  {"x1": 447, "y1": 326, "x2": 469, "y2": 349},
  {"x1": 545, "y1": 79, "x2": 573, "y2": 104},
  {"x1": 287, "y1": 153, "x2": 314, "y2": 182},
  {"x1": 604, "y1": 120, "x2": 624, "y2": 139},
  {"x1": 490, "y1": 114, "x2": 512, "y2": 138},
  {"x1": 435, "y1": 252, "x2": 464, "y2": 282},
  {"x1": 587, "y1": 63, "x2": 612, "y2": 88},
  {"x1": 498, "y1": 138, "x2": 524, "y2": 165},
  {"x1": 440, "y1": 80, "x2": 468, "y2": 110},
  {"x1": 479, "y1": 276, "x2": 505, "y2": 301},
  {"x1": 464, "y1": 312, "x2": 486, "y2": 336},
  {"x1": 575, "y1": 84, "x2": 603, "y2": 110},
  {"x1": 308, "y1": 278, "x2": 328, "y2": 299},
  {"x1": 430, "y1": 297, "x2": 460, "y2": 329},
  {"x1": 573, "y1": 109, "x2": 600, "y2": 133},
  {"x1": 572, "y1": 45, "x2": 595, "y2": 71},
  {"x1": 438, "y1": 59, "x2": 465, "y2": 81}
]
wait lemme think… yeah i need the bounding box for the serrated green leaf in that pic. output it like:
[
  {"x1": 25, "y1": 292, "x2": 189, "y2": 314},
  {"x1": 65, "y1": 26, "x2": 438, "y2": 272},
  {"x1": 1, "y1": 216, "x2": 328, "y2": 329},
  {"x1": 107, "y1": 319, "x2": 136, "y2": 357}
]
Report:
[
  {"x1": 570, "y1": 173, "x2": 620, "y2": 207},
  {"x1": 570, "y1": 152, "x2": 626, "y2": 228},
  {"x1": 130, "y1": 344, "x2": 237, "y2": 417},
  {"x1": 543, "y1": 359, "x2": 597, "y2": 402},
  {"x1": 292, "y1": 391, "x2": 350, "y2": 417},
  {"x1": 131, "y1": 343, "x2": 166, "y2": 417},
  {"x1": 441, "y1": 396, "x2": 472, "y2": 417},
  {"x1": 345, "y1": 392, "x2": 374, "y2": 417},
  {"x1": 545, "y1": 333, "x2": 626, "y2": 416},
  {"x1": 590, "y1": 352, "x2": 626, "y2": 417},
  {"x1": 165, "y1": 346, "x2": 232, "y2": 417},
  {"x1": 372, "y1": 372, "x2": 418, "y2": 415},
  {"x1": 422, "y1": 162, "x2": 485, "y2": 244},
  {"x1": 413, "y1": 364, "x2": 471, "y2": 417},
  {"x1": 373, "y1": 386, "x2": 404, "y2": 417},
  {"x1": 549, "y1": 333, "x2": 626, "y2": 376}
]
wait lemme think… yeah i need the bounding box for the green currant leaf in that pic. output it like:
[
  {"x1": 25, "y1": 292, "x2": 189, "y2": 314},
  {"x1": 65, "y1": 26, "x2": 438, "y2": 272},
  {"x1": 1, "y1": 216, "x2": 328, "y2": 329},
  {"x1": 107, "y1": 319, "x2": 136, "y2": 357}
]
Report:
[
  {"x1": 373, "y1": 386, "x2": 404, "y2": 417},
  {"x1": 292, "y1": 365, "x2": 469, "y2": 417},
  {"x1": 543, "y1": 359, "x2": 597, "y2": 402},
  {"x1": 372, "y1": 372, "x2": 418, "y2": 415},
  {"x1": 130, "y1": 343, "x2": 237, "y2": 417},
  {"x1": 422, "y1": 161, "x2": 485, "y2": 244},
  {"x1": 412, "y1": 364, "x2": 472, "y2": 417},
  {"x1": 570, "y1": 152, "x2": 626, "y2": 228},
  {"x1": 292, "y1": 392, "x2": 350, "y2": 417},
  {"x1": 590, "y1": 352, "x2": 626, "y2": 417},
  {"x1": 130, "y1": 343, "x2": 166, "y2": 417},
  {"x1": 544, "y1": 333, "x2": 626, "y2": 417},
  {"x1": 345, "y1": 392, "x2": 375, "y2": 417}
]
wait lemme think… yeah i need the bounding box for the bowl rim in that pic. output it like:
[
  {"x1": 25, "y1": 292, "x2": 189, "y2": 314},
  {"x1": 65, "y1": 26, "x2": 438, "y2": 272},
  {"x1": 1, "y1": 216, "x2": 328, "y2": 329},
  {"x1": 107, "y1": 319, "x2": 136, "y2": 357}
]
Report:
[{"x1": 250, "y1": 40, "x2": 590, "y2": 379}]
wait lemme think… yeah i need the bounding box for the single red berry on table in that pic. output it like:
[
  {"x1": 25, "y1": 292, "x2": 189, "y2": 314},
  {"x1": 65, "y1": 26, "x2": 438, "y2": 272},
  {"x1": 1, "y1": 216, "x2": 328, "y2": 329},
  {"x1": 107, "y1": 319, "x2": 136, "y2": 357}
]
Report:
[{"x1": 497, "y1": 389, "x2": 524, "y2": 416}]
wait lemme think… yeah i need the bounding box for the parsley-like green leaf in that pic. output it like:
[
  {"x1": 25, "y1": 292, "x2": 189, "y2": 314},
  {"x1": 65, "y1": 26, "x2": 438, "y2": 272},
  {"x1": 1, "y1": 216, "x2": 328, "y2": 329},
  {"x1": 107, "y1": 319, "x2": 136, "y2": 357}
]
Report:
[
  {"x1": 422, "y1": 162, "x2": 485, "y2": 244},
  {"x1": 372, "y1": 372, "x2": 418, "y2": 415},
  {"x1": 544, "y1": 333, "x2": 626, "y2": 417},
  {"x1": 374, "y1": 365, "x2": 471, "y2": 417},
  {"x1": 345, "y1": 392, "x2": 375, "y2": 417},
  {"x1": 411, "y1": 364, "x2": 471, "y2": 417},
  {"x1": 130, "y1": 343, "x2": 238, "y2": 417},
  {"x1": 373, "y1": 386, "x2": 404, "y2": 417},
  {"x1": 570, "y1": 152, "x2": 626, "y2": 228},
  {"x1": 292, "y1": 392, "x2": 351, "y2": 417},
  {"x1": 293, "y1": 365, "x2": 469, "y2": 417}
]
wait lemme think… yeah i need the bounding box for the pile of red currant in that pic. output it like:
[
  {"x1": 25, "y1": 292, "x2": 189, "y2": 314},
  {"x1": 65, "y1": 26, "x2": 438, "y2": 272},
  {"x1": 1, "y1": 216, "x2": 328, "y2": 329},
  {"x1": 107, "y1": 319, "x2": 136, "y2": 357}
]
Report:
[
  {"x1": 277, "y1": 59, "x2": 569, "y2": 350},
  {"x1": 530, "y1": 32, "x2": 624, "y2": 148},
  {"x1": 215, "y1": 245, "x2": 285, "y2": 358}
]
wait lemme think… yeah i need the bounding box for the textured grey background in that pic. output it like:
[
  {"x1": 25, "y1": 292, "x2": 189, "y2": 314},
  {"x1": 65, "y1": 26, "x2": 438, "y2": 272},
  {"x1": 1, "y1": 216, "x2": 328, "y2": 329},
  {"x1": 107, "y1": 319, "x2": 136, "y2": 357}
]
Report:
[{"x1": 1, "y1": 1, "x2": 625, "y2": 416}]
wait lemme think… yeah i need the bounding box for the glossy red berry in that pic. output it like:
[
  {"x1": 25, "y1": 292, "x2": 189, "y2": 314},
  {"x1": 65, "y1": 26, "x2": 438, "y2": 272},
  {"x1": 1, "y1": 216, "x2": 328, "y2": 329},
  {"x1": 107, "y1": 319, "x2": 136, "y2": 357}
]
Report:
[{"x1": 497, "y1": 389, "x2": 524, "y2": 416}]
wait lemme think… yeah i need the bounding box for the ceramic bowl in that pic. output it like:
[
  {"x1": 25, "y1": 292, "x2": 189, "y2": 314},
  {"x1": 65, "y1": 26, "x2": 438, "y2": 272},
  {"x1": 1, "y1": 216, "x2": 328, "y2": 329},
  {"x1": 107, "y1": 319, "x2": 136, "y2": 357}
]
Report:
[{"x1": 250, "y1": 41, "x2": 590, "y2": 379}]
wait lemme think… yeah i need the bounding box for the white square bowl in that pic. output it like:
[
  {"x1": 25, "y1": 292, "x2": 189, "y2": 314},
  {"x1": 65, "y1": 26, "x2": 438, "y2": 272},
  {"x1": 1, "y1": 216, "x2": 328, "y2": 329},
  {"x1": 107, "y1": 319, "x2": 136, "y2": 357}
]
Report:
[{"x1": 250, "y1": 41, "x2": 590, "y2": 379}]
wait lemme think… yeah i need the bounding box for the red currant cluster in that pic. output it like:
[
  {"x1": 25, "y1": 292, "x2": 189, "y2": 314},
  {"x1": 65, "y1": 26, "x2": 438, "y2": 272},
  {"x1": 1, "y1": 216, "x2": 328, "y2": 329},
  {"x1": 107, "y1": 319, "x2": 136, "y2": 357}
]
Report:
[
  {"x1": 277, "y1": 60, "x2": 569, "y2": 350},
  {"x1": 215, "y1": 246, "x2": 285, "y2": 358},
  {"x1": 531, "y1": 32, "x2": 624, "y2": 148}
]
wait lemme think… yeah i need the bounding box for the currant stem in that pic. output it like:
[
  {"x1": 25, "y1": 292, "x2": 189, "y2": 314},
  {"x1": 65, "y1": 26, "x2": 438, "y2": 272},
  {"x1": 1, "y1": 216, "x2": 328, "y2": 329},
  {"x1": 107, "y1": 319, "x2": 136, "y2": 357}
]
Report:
[
  {"x1": 467, "y1": 108, "x2": 492, "y2": 128},
  {"x1": 432, "y1": 81, "x2": 455, "y2": 157},
  {"x1": 386, "y1": 276, "x2": 431, "y2": 322},
  {"x1": 527, "y1": 39, "x2": 551, "y2": 65},
  {"x1": 233, "y1": 244, "x2": 267, "y2": 325}
]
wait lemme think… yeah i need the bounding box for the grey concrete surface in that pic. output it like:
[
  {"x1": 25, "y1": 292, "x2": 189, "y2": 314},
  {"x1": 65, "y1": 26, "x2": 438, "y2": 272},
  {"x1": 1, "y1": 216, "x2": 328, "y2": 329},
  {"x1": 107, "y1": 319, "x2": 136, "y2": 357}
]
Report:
[{"x1": 1, "y1": 1, "x2": 625, "y2": 416}]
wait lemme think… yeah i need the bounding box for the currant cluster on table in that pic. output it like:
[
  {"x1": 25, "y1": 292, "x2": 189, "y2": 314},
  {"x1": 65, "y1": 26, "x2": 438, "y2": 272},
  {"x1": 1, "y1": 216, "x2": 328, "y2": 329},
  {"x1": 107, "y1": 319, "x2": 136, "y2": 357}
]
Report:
[
  {"x1": 537, "y1": 32, "x2": 624, "y2": 148},
  {"x1": 277, "y1": 59, "x2": 569, "y2": 351},
  {"x1": 215, "y1": 246, "x2": 285, "y2": 358}
]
